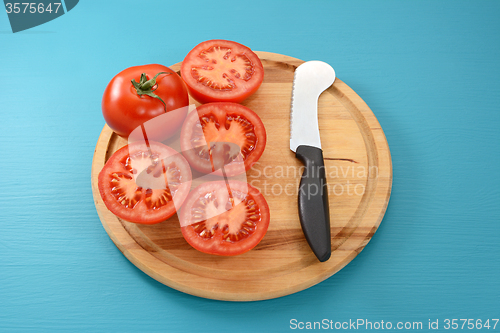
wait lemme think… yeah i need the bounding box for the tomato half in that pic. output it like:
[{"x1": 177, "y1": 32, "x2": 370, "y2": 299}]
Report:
[
  {"x1": 98, "y1": 141, "x2": 192, "y2": 224},
  {"x1": 180, "y1": 40, "x2": 264, "y2": 103},
  {"x1": 180, "y1": 181, "x2": 270, "y2": 256},
  {"x1": 180, "y1": 102, "x2": 266, "y2": 176},
  {"x1": 102, "y1": 64, "x2": 189, "y2": 140}
]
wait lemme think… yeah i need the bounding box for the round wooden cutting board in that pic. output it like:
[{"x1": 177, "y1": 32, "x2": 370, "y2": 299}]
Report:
[{"x1": 91, "y1": 51, "x2": 392, "y2": 301}]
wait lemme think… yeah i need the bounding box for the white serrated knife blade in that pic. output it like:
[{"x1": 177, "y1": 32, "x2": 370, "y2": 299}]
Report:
[
  {"x1": 290, "y1": 61, "x2": 335, "y2": 262},
  {"x1": 290, "y1": 61, "x2": 336, "y2": 152}
]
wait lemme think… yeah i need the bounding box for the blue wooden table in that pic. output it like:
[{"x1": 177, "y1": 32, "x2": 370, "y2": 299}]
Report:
[{"x1": 1, "y1": 1, "x2": 499, "y2": 331}]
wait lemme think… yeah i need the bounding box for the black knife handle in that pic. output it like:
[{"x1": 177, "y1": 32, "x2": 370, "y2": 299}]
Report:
[{"x1": 296, "y1": 145, "x2": 331, "y2": 262}]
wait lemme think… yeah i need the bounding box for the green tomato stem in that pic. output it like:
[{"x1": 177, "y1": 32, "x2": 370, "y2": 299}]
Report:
[{"x1": 131, "y1": 71, "x2": 172, "y2": 112}]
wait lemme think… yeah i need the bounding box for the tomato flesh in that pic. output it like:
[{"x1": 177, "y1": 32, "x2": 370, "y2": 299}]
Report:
[
  {"x1": 193, "y1": 111, "x2": 257, "y2": 166},
  {"x1": 181, "y1": 40, "x2": 264, "y2": 103},
  {"x1": 180, "y1": 102, "x2": 266, "y2": 176},
  {"x1": 98, "y1": 142, "x2": 192, "y2": 224},
  {"x1": 191, "y1": 46, "x2": 254, "y2": 90},
  {"x1": 180, "y1": 181, "x2": 270, "y2": 256}
]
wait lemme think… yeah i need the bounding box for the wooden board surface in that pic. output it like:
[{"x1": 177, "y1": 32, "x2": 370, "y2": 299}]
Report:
[{"x1": 90, "y1": 51, "x2": 392, "y2": 301}]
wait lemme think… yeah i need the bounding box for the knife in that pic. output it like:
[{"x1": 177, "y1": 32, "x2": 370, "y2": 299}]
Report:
[{"x1": 290, "y1": 61, "x2": 336, "y2": 262}]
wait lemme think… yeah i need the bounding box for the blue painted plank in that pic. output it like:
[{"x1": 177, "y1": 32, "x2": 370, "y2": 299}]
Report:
[{"x1": 1, "y1": 0, "x2": 499, "y2": 332}]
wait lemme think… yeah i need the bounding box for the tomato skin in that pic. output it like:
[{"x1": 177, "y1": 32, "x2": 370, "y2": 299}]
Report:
[
  {"x1": 180, "y1": 102, "x2": 267, "y2": 176},
  {"x1": 180, "y1": 40, "x2": 264, "y2": 103},
  {"x1": 98, "y1": 141, "x2": 192, "y2": 224},
  {"x1": 180, "y1": 181, "x2": 270, "y2": 256},
  {"x1": 102, "y1": 64, "x2": 189, "y2": 140}
]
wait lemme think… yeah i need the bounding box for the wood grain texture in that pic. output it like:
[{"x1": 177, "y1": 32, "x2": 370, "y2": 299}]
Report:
[{"x1": 90, "y1": 52, "x2": 392, "y2": 301}]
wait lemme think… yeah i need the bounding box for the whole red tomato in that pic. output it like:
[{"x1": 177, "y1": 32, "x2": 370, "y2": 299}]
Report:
[{"x1": 102, "y1": 64, "x2": 189, "y2": 140}]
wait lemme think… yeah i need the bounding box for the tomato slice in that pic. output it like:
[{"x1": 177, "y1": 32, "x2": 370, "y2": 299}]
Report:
[
  {"x1": 98, "y1": 142, "x2": 192, "y2": 224},
  {"x1": 180, "y1": 181, "x2": 270, "y2": 256},
  {"x1": 180, "y1": 40, "x2": 264, "y2": 103},
  {"x1": 180, "y1": 102, "x2": 266, "y2": 176}
]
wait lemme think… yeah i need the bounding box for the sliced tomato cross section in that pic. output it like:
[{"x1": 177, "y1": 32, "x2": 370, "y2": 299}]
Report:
[
  {"x1": 180, "y1": 102, "x2": 266, "y2": 176},
  {"x1": 180, "y1": 40, "x2": 264, "y2": 103},
  {"x1": 180, "y1": 181, "x2": 270, "y2": 256},
  {"x1": 98, "y1": 141, "x2": 192, "y2": 224}
]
